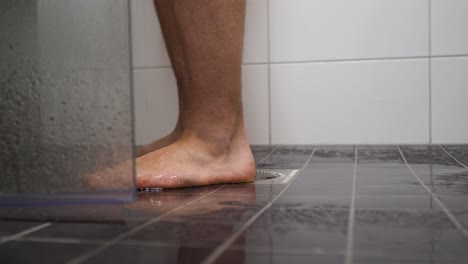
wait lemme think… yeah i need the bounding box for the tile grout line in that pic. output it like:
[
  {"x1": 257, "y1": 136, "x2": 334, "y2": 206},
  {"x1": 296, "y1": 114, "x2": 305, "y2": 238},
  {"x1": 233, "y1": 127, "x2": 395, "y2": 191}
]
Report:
[
  {"x1": 132, "y1": 54, "x2": 468, "y2": 71},
  {"x1": 257, "y1": 145, "x2": 280, "y2": 164},
  {"x1": 439, "y1": 145, "x2": 468, "y2": 169},
  {"x1": 12, "y1": 236, "x2": 189, "y2": 248},
  {"x1": 65, "y1": 185, "x2": 227, "y2": 264},
  {"x1": 266, "y1": 0, "x2": 272, "y2": 145},
  {"x1": 271, "y1": 56, "x2": 430, "y2": 65},
  {"x1": 16, "y1": 235, "x2": 328, "y2": 254},
  {"x1": 11, "y1": 235, "x2": 264, "y2": 251},
  {"x1": 201, "y1": 147, "x2": 317, "y2": 264},
  {"x1": 430, "y1": 54, "x2": 468, "y2": 59},
  {"x1": 281, "y1": 169, "x2": 299, "y2": 184},
  {"x1": 397, "y1": 145, "x2": 468, "y2": 238},
  {"x1": 344, "y1": 146, "x2": 358, "y2": 264},
  {"x1": 13, "y1": 236, "x2": 104, "y2": 245},
  {"x1": 270, "y1": 54, "x2": 468, "y2": 64},
  {"x1": 428, "y1": 0, "x2": 433, "y2": 143},
  {"x1": 133, "y1": 63, "x2": 269, "y2": 70},
  {"x1": 0, "y1": 222, "x2": 53, "y2": 245},
  {"x1": 128, "y1": 0, "x2": 138, "y2": 195}
]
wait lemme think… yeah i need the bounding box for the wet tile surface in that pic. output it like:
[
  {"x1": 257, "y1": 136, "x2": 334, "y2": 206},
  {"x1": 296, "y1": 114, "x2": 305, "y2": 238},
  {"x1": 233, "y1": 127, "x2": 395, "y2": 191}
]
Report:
[
  {"x1": 353, "y1": 210, "x2": 468, "y2": 262},
  {"x1": 442, "y1": 145, "x2": 468, "y2": 166},
  {"x1": 1, "y1": 145, "x2": 468, "y2": 264},
  {"x1": 87, "y1": 244, "x2": 212, "y2": 264},
  {"x1": 213, "y1": 184, "x2": 286, "y2": 197},
  {"x1": 0, "y1": 221, "x2": 45, "y2": 237},
  {"x1": 274, "y1": 195, "x2": 351, "y2": 210},
  {"x1": 309, "y1": 146, "x2": 356, "y2": 165},
  {"x1": 399, "y1": 145, "x2": 462, "y2": 167},
  {"x1": 216, "y1": 252, "x2": 345, "y2": 264},
  {"x1": 251, "y1": 145, "x2": 277, "y2": 163},
  {"x1": 256, "y1": 146, "x2": 314, "y2": 169},
  {"x1": 0, "y1": 242, "x2": 94, "y2": 264},
  {"x1": 355, "y1": 195, "x2": 439, "y2": 210},
  {"x1": 126, "y1": 220, "x2": 240, "y2": 248},
  {"x1": 357, "y1": 146, "x2": 404, "y2": 163},
  {"x1": 24, "y1": 222, "x2": 132, "y2": 240},
  {"x1": 230, "y1": 206, "x2": 350, "y2": 255}
]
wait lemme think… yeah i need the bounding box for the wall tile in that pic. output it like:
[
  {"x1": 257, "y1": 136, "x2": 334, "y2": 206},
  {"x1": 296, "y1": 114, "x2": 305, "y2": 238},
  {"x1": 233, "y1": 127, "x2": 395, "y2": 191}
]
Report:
[
  {"x1": 133, "y1": 66, "x2": 269, "y2": 145},
  {"x1": 432, "y1": 0, "x2": 468, "y2": 55},
  {"x1": 131, "y1": 0, "x2": 171, "y2": 68},
  {"x1": 130, "y1": 0, "x2": 468, "y2": 145},
  {"x1": 133, "y1": 68, "x2": 178, "y2": 146},
  {"x1": 243, "y1": 0, "x2": 269, "y2": 63},
  {"x1": 243, "y1": 65, "x2": 270, "y2": 144},
  {"x1": 131, "y1": 0, "x2": 268, "y2": 68},
  {"x1": 269, "y1": 0, "x2": 429, "y2": 62},
  {"x1": 270, "y1": 59, "x2": 430, "y2": 144},
  {"x1": 432, "y1": 57, "x2": 468, "y2": 143}
]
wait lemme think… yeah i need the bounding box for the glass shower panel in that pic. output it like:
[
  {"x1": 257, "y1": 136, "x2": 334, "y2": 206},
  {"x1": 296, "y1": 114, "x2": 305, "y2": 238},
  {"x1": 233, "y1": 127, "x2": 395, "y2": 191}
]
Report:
[{"x1": 0, "y1": 0, "x2": 135, "y2": 206}]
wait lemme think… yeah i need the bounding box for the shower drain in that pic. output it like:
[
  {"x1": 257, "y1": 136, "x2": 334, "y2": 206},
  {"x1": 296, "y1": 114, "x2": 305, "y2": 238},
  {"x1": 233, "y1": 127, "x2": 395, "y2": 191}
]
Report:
[
  {"x1": 255, "y1": 170, "x2": 283, "y2": 181},
  {"x1": 254, "y1": 169, "x2": 299, "y2": 184}
]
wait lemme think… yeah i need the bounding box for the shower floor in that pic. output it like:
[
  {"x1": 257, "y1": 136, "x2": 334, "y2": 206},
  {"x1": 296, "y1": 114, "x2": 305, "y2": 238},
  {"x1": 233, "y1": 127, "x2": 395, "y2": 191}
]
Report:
[{"x1": 1, "y1": 145, "x2": 468, "y2": 264}]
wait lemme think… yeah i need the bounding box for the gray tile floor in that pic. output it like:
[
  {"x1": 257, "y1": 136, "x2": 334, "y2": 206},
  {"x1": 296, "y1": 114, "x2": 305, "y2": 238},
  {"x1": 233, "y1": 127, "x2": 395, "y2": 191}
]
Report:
[{"x1": 1, "y1": 145, "x2": 468, "y2": 264}]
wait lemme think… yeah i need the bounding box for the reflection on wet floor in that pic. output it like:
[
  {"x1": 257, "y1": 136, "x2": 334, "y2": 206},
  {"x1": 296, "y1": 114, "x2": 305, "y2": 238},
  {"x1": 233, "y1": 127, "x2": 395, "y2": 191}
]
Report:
[{"x1": 1, "y1": 145, "x2": 468, "y2": 264}]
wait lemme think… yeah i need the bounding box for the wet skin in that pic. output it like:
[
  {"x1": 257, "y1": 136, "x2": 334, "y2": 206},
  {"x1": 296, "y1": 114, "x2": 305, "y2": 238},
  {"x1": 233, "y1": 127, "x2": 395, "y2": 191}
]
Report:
[{"x1": 133, "y1": 0, "x2": 252, "y2": 188}]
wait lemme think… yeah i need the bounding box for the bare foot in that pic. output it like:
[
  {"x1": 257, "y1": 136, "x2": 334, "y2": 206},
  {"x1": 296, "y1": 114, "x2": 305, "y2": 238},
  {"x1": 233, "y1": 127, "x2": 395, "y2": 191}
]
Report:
[
  {"x1": 136, "y1": 131, "x2": 255, "y2": 189},
  {"x1": 135, "y1": 129, "x2": 182, "y2": 157}
]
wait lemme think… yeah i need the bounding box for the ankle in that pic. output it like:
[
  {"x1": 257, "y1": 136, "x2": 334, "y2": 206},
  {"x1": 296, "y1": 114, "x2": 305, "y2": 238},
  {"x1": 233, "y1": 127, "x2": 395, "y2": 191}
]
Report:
[
  {"x1": 181, "y1": 127, "x2": 249, "y2": 157},
  {"x1": 170, "y1": 121, "x2": 185, "y2": 138}
]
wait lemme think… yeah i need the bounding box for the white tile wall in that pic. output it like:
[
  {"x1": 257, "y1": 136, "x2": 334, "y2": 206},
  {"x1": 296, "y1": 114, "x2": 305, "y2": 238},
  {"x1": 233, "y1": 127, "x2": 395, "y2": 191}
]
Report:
[
  {"x1": 133, "y1": 65, "x2": 269, "y2": 145},
  {"x1": 242, "y1": 65, "x2": 270, "y2": 144},
  {"x1": 131, "y1": 0, "x2": 170, "y2": 68},
  {"x1": 432, "y1": 57, "x2": 468, "y2": 143},
  {"x1": 131, "y1": 0, "x2": 268, "y2": 68},
  {"x1": 131, "y1": 0, "x2": 468, "y2": 145},
  {"x1": 269, "y1": 0, "x2": 429, "y2": 62},
  {"x1": 432, "y1": 0, "x2": 468, "y2": 56},
  {"x1": 270, "y1": 60, "x2": 430, "y2": 144},
  {"x1": 133, "y1": 68, "x2": 178, "y2": 145},
  {"x1": 243, "y1": 0, "x2": 269, "y2": 64}
]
